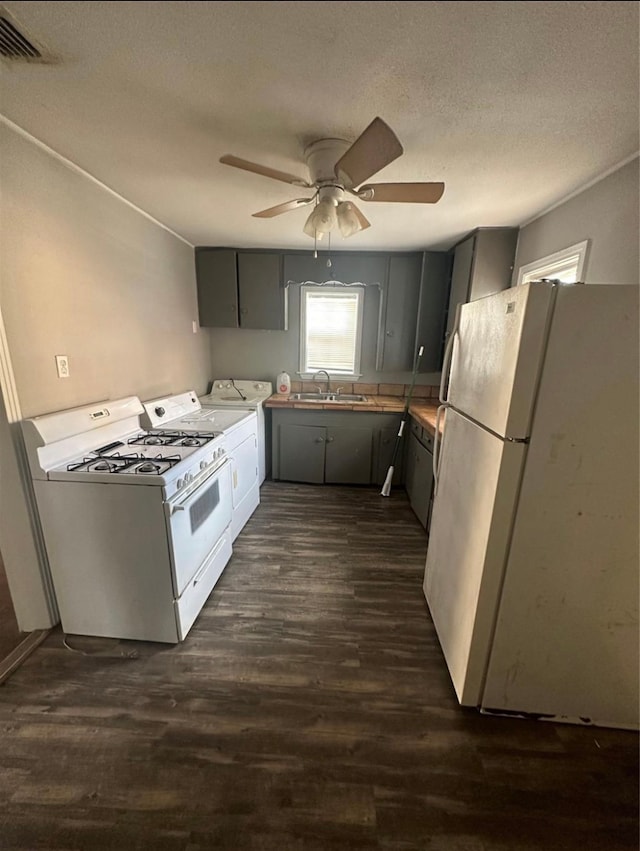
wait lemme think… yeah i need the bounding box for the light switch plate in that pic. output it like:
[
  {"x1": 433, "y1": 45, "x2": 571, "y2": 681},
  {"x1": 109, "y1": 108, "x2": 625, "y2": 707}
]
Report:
[{"x1": 55, "y1": 355, "x2": 70, "y2": 378}]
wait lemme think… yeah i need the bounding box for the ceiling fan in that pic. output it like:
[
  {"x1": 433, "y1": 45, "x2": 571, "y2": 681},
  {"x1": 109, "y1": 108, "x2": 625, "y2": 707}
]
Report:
[{"x1": 219, "y1": 117, "x2": 445, "y2": 239}]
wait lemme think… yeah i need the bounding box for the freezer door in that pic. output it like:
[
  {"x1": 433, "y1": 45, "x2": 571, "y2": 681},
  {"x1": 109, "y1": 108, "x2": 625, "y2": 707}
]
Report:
[
  {"x1": 481, "y1": 285, "x2": 639, "y2": 728},
  {"x1": 448, "y1": 283, "x2": 554, "y2": 438},
  {"x1": 423, "y1": 409, "x2": 526, "y2": 706}
]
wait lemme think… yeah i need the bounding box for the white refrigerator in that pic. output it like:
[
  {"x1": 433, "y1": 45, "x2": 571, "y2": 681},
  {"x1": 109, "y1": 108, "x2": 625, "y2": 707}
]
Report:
[{"x1": 424, "y1": 282, "x2": 639, "y2": 729}]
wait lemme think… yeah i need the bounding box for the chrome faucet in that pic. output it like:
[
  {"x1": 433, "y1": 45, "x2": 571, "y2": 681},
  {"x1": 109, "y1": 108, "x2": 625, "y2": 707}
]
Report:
[{"x1": 313, "y1": 370, "x2": 331, "y2": 395}]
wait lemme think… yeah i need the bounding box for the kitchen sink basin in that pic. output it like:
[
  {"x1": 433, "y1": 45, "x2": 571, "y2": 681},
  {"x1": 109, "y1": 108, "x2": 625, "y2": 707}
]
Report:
[{"x1": 288, "y1": 392, "x2": 368, "y2": 403}]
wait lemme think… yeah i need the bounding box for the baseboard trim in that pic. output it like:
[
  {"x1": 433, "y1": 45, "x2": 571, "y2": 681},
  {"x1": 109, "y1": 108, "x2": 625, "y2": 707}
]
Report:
[{"x1": 0, "y1": 629, "x2": 50, "y2": 685}]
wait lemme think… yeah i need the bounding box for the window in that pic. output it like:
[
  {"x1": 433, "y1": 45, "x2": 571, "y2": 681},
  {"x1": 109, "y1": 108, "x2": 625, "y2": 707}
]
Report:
[
  {"x1": 517, "y1": 240, "x2": 589, "y2": 285},
  {"x1": 299, "y1": 285, "x2": 364, "y2": 377}
]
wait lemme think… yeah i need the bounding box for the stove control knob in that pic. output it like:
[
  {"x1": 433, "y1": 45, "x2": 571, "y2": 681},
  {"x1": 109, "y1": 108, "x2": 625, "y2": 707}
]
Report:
[
  {"x1": 155, "y1": 406, "x2": 166, "y2": 417},
  {"x1": 186, "y1": 472, "x2": 193, "y2": 483},
  {"x1": 200, "y1": 460, "x2": 207, "y2": 470},
  {"x1": 177, "y1": 477, "x2": 184, "y2": 489}
]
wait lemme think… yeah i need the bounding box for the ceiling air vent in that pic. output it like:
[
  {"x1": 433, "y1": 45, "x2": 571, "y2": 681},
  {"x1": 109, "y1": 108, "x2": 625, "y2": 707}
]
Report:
[{"x1": 0, "y1": 8, "x2": 55, "y2": 62}]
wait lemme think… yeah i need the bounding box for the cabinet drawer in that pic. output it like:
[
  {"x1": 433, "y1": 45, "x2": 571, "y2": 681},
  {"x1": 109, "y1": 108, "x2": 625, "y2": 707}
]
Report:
[
  {"x1": 175, "y1": 528, "x2": 232, "y2": 639},
  {"x1": 422, "y1": 430, "x2": 434, "y2": 452},
  {"x1": 410, "y1": 418, "x2": 434, "y2": 452}
]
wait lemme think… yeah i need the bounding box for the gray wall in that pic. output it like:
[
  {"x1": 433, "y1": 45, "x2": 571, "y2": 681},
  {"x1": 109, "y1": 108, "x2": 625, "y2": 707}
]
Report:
[
  {"x1": 208, "y1": 271, "x2": 441, "y2": 387},
  {"x1": 513, "y1": 157, "x2": 639, "y2": 285},
  {"x1": 0, "y1": 122, "x2": 211, "y2": 629},
  {"x1": 0, "y1": 123, "x2": 211, "y2": 417}
]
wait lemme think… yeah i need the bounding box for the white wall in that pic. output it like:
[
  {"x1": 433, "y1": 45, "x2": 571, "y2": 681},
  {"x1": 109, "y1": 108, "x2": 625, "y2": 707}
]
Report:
[
  {"x1": 513, "y1": 157, "x2": 639, "y2": 285},
  {"x1": 0, "y1": 121, "x2": 211, "y2": 629}
]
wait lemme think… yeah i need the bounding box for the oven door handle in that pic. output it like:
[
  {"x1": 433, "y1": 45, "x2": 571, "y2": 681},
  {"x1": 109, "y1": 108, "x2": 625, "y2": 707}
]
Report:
[{"x1": 165, "y1": 458, "x2": 229, "y2": 516}]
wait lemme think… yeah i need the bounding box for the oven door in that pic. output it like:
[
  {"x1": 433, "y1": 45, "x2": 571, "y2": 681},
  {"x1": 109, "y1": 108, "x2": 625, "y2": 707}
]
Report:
[{"x1": 164, "y1": 460, "x2": 232, "y2": 596}]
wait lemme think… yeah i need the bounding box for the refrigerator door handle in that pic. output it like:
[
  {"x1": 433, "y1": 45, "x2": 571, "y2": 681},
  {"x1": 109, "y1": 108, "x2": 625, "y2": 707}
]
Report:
[
  {"x1": 439, "y1": 303, "x2": 461, "y2": 404},
  {"x1": 433, "y1": 403, "x2": 447, "y2": 494}
]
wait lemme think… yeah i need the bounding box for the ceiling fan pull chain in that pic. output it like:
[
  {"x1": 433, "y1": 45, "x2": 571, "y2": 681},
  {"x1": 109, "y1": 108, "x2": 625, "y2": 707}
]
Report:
[{"x1": 326, "y1": 231, "x2": 332, "y2": 268}]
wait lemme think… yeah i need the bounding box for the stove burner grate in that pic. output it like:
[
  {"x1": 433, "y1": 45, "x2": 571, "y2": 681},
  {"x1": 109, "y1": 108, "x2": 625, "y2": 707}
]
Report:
[
  {"x1": 67, "y1": 453, "x2": 182, "y2": 475},
  {"x1": 127, "y1": 430, "x2": 216, "y2": 448}
]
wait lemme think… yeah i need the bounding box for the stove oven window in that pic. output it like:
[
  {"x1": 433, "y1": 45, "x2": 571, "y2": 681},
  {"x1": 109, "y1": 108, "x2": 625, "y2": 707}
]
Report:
[{"x1": 190, "y1": 478, "x2": 220, "y2": 533}]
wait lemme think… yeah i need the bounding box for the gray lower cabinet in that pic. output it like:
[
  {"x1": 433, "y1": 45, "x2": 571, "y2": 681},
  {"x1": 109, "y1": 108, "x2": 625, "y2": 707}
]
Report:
[
  {"x1": 324, "y1": 426, "x2": 373, "y2": 484},
  {"x1": 278, "y1": 423, "x2": 372, "y2": 484},
  {"x1": 279, "y1": 424, "x2": 326, "y2": 483},
  {"x1": 272, "y1": 409, "x2": 401, "y2": 485},
  {"x1": 375, "y1": 426, "x2": 403, "y2": 487},
  {"x1": 405, "y1": 421, "x2": 434, "y2": 529},
  {"x1": 280, "y1": 425, "x2": 372, "y2": 485}
]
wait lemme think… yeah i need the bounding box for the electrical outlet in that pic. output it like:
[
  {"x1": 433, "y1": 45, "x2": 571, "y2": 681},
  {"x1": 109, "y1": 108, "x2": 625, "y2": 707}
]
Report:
[
  {"x1": 55, "y1": 355, "x2": 70, "y2": 378},
  {"x1": 192, "y1": 320, "x2": 198, "y2": 334}
]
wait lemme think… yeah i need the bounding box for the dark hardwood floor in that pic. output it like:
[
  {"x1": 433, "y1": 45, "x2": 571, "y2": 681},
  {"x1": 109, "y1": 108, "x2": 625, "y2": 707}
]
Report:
[
  {"x1": 0, "y1": 482, "x2": 637, "y2": 850},
  {"x1": 0, "y1": 548, "x2": 23, "y2": 661}
]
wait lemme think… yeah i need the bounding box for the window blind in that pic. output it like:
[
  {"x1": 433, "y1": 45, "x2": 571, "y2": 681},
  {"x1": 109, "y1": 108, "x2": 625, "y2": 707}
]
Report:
[{"x1": 303, "y1": 290, "x2": 361, "y2": 373}]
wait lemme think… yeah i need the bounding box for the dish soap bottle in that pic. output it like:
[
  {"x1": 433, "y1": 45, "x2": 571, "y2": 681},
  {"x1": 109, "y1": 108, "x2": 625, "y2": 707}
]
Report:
[{"x1": 277, "y1": 370, "x2": 291, "y2": 396}]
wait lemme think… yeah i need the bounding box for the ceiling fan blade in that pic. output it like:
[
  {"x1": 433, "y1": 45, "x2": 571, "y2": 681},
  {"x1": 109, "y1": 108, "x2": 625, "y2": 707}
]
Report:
[
  {"x1": 252, "y1": 197, "x2": 315, "y2": 218},
  {"x1": 220, "y1": 154, "x2": 312, "y2": 187},
  {"x1": 334, "y1": 117, "x2": 403, "y2": 188},
  {"x1": 356, "y1": 182, "x2": 445, "y2": 203}
]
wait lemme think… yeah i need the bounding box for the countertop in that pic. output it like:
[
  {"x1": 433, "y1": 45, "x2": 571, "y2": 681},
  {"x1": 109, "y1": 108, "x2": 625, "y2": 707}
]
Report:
[{"x1": 265, "y1": 395, "x2": 442, "y2": 437}]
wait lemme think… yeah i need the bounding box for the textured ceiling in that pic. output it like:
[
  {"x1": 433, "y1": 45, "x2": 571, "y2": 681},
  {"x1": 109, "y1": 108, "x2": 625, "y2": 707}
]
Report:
[{"x1": 1, "y1": 1, "x2": 638, "y2": 251}]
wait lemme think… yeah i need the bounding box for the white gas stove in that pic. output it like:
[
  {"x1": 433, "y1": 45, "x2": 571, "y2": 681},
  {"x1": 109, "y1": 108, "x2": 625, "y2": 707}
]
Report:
[
  {"x1": 140, "y1": 391, "x2": 260, "y2": 541},
  {"x1": 21, "y1": 396, "x2": 234, "y2": 643}
]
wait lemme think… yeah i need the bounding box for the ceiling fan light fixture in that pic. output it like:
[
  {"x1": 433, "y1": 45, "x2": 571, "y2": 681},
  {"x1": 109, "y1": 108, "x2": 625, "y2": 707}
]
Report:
[
  {"x1": 303, "y1": 197, "x2": 336, "y2": 237},
  {"x1": 220, "y1": 117, "x2": 445, "y2": 240},
  {"x1": 336, "y1": 201, "x2": 363, "y2": 238},
  {"x1": 302, "y1": 215, "x2": 324, "y2": 239}
]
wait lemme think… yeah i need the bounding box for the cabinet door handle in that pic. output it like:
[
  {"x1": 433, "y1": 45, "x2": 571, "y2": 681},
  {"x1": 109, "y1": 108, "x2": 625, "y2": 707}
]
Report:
[
  {"x1": 315, "y1": 437, "x2": 324, "y2": 443},
  {"x1": 386, "y1": 330, "x2": 394, "y2": 337},
  {"x1": 326, "y1": 437, "x2": 334, "y2": 443}
]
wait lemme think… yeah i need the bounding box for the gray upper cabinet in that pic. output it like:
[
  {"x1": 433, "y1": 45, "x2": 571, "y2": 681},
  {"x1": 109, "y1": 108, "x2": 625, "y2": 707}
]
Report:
[
  {"x1": 237, "y1": 253, "x2": 286, "y2": 330},
  {"x1": 376, "y1": 251, "x2": 450, "y2": 374},
  {"x1": 376, "y1": 254, "x2": 422, "y2": 372},
  {"x1": 195, "y1": 248, "x2": 238, "y2": 328},
  {"x1": 196, "y1": 248, "x2": 287, "y2": 330},
  {"x1": 283, "y1": 253, "x2": 328, "y2": 286},
  {"x1": 328, "y1": 253, "x2": 387, "y2": 287},
  {"x1": 444, "y1": 228, "x2": 518, "y2": 340},
  {"x1": 415, "y1": 252, "x2": 451, "y2": 373},
  {"x1": 283, "y1": 252, "x2": 387, "y2": 288}
]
